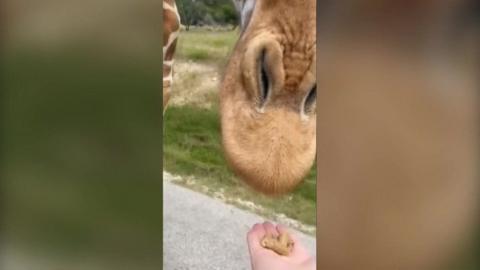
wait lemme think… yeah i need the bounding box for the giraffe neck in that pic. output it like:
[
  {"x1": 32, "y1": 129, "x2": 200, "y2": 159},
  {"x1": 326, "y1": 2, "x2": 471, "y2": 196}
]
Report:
[
  {"x1": 163, "y1": 0, "x2": 180, "y2": 57},
  {"x1": 163, "y1": 0, "x2": 180, "y2": 111}
]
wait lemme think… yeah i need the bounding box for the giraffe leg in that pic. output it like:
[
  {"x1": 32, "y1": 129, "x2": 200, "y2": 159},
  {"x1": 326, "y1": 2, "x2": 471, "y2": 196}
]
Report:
[{"x1": 163, "y1": 81, "x2": 171, "y2": 114}]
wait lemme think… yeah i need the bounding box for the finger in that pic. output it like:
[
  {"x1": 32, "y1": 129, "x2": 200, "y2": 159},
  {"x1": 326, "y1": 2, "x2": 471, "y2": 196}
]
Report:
[
  {"x1": 263, "y1": 221, "x2": 278, "y2": 237},
  {"x1": 276, "y1": 224, "x2": 310, "y2": 256},
  {"x1": 247, "y1": 223, "x2": 266, "y2": 253},
  {"x1": 276, "y1": 224, "x2": 298, "y2": 241}
]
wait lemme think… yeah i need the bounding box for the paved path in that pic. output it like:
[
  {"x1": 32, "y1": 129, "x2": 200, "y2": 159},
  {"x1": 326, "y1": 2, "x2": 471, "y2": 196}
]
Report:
[{"x1": 163, "y1": 180, "x2": 316, "y2": 270}]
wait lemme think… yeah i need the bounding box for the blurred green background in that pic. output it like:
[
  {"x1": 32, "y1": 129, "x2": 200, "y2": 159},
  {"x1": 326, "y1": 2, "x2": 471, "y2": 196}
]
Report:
[{"x1": 2, "y1": 0, "x2": 163, "y2": 269}]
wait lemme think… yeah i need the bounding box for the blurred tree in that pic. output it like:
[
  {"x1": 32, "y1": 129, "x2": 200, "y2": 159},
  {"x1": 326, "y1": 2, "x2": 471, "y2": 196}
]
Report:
[{"x1": 177, "y1": 0, "x2": 239, "y2": 30}]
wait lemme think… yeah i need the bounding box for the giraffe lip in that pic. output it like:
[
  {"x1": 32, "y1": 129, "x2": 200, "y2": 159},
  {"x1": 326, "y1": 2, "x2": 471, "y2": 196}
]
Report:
[{"x1": 221, "y1": 105, "x2": 316, "y2": 195}]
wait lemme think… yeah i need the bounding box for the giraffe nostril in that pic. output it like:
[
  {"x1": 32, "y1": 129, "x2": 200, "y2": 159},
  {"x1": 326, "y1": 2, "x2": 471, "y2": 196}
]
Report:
[
  {"x1": 303, "y1": 85, "x2": 316, "y2": 114},
  {"x1": 258, "y1": 50, "x2": 270, "y2": 107}
]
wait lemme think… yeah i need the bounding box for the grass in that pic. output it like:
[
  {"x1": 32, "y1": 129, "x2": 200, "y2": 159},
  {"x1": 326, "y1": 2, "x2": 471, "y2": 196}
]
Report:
[
  {"x1": 183, "y1": 48, "x2": 211, "y2": 61},
  {"x1": 176, "y1": 29, "x2": 237, "y2": 66}
]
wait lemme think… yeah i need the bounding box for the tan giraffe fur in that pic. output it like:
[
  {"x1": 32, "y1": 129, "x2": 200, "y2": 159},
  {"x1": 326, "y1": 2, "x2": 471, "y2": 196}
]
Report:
[
  {"x1": 163, "y1": 0, "x2": 180, "y2": 113},
  {"x1": 221, "y1": 0, "x2": 317, "y2": 195}
]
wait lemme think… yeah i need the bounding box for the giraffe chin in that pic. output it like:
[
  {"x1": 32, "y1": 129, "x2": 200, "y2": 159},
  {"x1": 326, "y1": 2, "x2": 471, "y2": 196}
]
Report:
[{"x1": 221, "y1": 95, "x2": 316, "y2": 195}]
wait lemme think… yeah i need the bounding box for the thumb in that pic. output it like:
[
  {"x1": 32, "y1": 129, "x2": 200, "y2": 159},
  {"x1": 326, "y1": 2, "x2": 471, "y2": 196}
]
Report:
[{"x1": 247, "y1": 223, "x2": 266, "y2": 254}]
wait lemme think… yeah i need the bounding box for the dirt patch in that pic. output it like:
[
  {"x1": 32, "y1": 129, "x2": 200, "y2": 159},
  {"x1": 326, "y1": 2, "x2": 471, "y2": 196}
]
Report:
[{"x1": 170, "y1": 60, "x2": 221, "y2": 109}]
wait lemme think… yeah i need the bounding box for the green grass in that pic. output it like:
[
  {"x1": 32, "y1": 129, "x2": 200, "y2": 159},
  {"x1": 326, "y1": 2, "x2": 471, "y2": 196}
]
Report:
[
  {"x1": 176, "y1": 30, "x2": 237, "y2": 66},
  {"x1": 164, "y1": 106, "x2": 317, "y2": 228},
  {"x1": 184, "y1": 48, "x2": 211, "y2": 61}
]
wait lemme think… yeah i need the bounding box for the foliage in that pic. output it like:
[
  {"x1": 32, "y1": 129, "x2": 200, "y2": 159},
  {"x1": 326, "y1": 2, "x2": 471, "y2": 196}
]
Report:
[{"x1": 176, "y1": 0, "x2": 239, "y2": 29}]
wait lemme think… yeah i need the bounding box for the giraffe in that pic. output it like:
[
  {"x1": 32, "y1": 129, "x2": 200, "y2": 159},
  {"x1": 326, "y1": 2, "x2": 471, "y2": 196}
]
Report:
[
  {"x1": 163, "y1": 0, "x2": 181, "y2": 113},
  {"x1": 221, "y1": 0, "x2": 317, "y2": 195}
]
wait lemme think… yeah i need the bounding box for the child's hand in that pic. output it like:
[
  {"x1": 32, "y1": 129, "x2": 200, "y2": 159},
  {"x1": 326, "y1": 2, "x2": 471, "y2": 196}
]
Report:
[{"x1": 247, "y1": 222, "x2": 315, "y2": 270}]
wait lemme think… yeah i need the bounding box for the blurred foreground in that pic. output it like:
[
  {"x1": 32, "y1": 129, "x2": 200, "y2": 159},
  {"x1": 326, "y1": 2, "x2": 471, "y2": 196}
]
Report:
[
  {"x1": 2, "y1": 0, "x2": 163, "y2": 269},
  {"x1": 317, "y1": 1, "x2": 479, "y2": 269}
]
